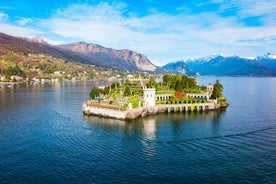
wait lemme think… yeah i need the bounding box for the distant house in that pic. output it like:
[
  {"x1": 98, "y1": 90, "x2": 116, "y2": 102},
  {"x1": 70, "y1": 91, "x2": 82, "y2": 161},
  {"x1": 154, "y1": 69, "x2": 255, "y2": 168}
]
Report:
[
  {"x1": 0, "y1": 76, "x2": 5, "y2": 81},
  {"x1": 33, "y1": 78, "x2": 40, "y2": 82},
  {"x1": 127, "y1": 74, "x2": 134, "y2": 79},
  {"x1": 11, "y1": 75, "x2": 23, "y2": 81},
  {"x1": 54, "y1": 71, "x2": 61, "y2": 76},
  {"x1": 108, "y1": 76, "x2": 116, "y2": 82}
]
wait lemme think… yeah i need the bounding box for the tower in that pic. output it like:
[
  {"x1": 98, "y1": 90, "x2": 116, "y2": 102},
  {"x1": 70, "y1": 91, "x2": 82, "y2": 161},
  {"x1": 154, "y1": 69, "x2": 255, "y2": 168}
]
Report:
[
  {"x1": 207, "y1": 83, "x2": 214, "y2": 91},
  {"x1": 143, "y1": 88, "x2": 156, "y2": 107}
]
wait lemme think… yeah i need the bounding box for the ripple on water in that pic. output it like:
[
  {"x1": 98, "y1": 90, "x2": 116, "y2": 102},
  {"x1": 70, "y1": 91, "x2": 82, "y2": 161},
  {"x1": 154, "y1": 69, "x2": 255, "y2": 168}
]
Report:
[{"x1": 1, "y1": 79, "x2": 276, "y2": 183}]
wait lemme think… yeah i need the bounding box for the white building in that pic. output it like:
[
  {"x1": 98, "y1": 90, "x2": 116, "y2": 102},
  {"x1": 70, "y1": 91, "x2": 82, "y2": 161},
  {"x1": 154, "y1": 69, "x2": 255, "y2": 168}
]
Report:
[
  {"x1": 207, "y1": 83, "x2": 214, "y2": 91},
  {"x1": 54, "y1": 71, "x2": 61, "y2": 76},
  {"x1": 127, "y1": 74, "x2": 134, "y2": 79},
  {"x1": 143, "y1": 88, "x2": 156, "y2": 107},
  {"x1": 11, "y1": 75, "x2": 23, "y2": 81},
  {"x1": 0, "y1": 76, "x2": 5, "y2": 81}
]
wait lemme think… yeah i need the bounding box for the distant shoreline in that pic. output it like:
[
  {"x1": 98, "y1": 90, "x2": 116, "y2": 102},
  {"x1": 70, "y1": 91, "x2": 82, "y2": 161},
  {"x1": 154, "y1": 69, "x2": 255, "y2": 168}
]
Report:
[{"x1": 0, "y1": 79, "x2": 117, "y2": 85}]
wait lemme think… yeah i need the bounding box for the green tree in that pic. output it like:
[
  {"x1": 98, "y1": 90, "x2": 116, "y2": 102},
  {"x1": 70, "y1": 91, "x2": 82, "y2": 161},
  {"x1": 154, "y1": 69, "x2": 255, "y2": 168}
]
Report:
[
  {"x1": 90, "y1": 86, "x2": 100, "y2": 99},
  {"x1": 175, "y1": 80, "x2": 182, "y2": 92},
  {"x1": 148, "y1": 76, "x2": 156, "y2": 88},
  {"x1": 124, "y1": 86, "x2": 131, "y2": 96},
  {"x1": 125, "y1": 79, "x2": 130, "y2": 85},
  {"x1": 103, "y1": 86, "x2": 110, "y2": 95},
  {"x1": 163, "y1": 74, "x2": 177, "y2": 89},
  {"x1": 211, "y1": 80, "x2": 223, "y2": 99},
  {"x1": 111, "y1": 82, "x2": 120, "y2": 89},
  {"x1": 6, "y1": 65, "x2": 26, "y2": 77}
]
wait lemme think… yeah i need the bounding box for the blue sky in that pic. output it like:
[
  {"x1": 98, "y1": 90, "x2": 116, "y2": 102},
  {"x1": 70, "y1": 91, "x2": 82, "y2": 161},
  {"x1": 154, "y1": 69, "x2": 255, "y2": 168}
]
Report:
[{"x1": 0, "y1": 0, "x2": 276, "y2": 65}]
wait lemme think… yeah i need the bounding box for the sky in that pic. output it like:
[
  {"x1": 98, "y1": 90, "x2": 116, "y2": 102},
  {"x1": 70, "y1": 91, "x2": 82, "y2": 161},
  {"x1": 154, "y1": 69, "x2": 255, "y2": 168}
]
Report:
[{"x1": 0, "y1": 0, "x2": 276, "y2": 65}]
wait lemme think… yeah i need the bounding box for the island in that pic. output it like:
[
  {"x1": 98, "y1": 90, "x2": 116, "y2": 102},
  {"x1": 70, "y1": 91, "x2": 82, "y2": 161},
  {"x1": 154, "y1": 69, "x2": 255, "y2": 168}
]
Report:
[{"x1": 83, "y1": 74, "x2": 228, "y2": 120}]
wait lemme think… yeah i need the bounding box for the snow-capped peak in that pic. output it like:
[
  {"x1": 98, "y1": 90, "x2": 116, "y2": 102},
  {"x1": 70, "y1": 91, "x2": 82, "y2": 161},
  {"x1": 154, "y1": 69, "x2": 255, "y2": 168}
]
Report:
[
  {"x1": 266, "y1": 53, "x2": 276, "y2": 59},
  {"x1": 185, "y1": 54, "x2": 222, "y2": 63},
  {"x1": 256, "y1": 53, "x2": 276, "y2": 60}
]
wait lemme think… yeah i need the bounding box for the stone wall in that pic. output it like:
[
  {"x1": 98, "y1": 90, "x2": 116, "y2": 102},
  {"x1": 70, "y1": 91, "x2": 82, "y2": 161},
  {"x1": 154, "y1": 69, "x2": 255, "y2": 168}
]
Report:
[
  {"x1": 83, "y1": 103, "x2": 127, "y2": 120},
  {"x1": 83, "y1": 101, "x2": 224, "y2": 120}
]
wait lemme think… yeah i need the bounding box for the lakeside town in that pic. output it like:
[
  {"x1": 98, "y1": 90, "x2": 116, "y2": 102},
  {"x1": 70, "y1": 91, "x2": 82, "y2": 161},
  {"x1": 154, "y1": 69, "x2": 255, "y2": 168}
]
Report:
[
  {"x1": 83, "y1": 74, "x2": 228, "y2": 120},
  {"x1": 0, "y1": 52, "x2": 127, "y2": 84}
]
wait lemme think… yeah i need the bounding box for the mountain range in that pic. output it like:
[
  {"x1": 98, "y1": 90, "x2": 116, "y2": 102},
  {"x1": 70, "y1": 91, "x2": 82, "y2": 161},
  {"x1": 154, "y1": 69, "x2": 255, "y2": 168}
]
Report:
[
  {"x1": 162, "y1": 54, "x2": 276, "y2": 76},
  {"x1": 1, "y1": 32, "x2": 276, "y2": 76},
  {"x1": 0, "y1": 33, "x2": 157, "y2": 72}
]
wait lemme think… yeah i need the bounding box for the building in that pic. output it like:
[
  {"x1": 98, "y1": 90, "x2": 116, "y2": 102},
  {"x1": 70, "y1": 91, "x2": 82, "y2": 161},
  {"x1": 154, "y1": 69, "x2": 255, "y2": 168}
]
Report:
[
  {"x1": 143, "y1": 88, "x2": 156, "y2": 107},
  {"x1": 0, "y1": 76, "x2": 5, "y2": 81},
  {"x1": 207, "y1": 83, "x2": 214, "y2": 91},
  {"x1": 11, "y1": 75, "x2": 23, "y2": 81},
  {"x1": 127, "y1": 74, "x2": 134, "y2": 79}
]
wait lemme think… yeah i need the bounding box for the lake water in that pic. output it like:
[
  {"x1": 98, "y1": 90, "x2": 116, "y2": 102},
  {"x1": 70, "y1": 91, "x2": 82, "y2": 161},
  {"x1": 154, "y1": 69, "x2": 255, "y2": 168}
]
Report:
[{"x1": 0, "y1": 77, "x2": 276, "y2": 183}]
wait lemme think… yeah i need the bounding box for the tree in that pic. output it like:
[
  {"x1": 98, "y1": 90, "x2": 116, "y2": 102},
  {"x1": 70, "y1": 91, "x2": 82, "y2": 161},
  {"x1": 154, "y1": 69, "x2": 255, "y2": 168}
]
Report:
[
  {"x1": 124, "y1": 86, "x2": 131, "y2": 96},
  {"x1": 215, "y1": 80, "x2": 223, "y2": 92},
  {"x1": 175, "y1": 80, "x2": 182, "y2": 92},
  {"x1": 148, "y1": 76, "x2": 156, "y2": 88},
  {"x1": 90, "y1": 86, "x2": 100, "y2": 99},
  {"x1": 111, "y1": 82, "x2": 120, "y2": 89},
  {"x1": 103, "y1": 86, "x2": 110, "y2": 95},
  {"x1": 163, "y1": 74, "x2": 177, "y2": 89},
  {"x1": 186, "y1": 77, "x2": 197, "y2": 89},
  {"x1": 125, "y1": 79, "x2": 130, "y2": 85},
  {"x1": 211, "y1": 80, "x2": 223, "y2": 99},
  {"x1": 7, "y1": 65, "x2": 26, "y2": 77}
]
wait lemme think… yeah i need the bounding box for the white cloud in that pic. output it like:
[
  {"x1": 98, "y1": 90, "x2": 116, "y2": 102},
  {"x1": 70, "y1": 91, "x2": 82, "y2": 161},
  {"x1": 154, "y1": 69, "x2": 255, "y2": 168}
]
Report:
[
  {"x1": 1, "y1": 1, "x2": 276, "y2": 65},
  {"x1": 16, "y1": 18, "x2": 32, "y2": 26},
  {"x1": 0, "y1": 13, "x2": 42, "y2": 38},
  {"x1": 38, "y1": 2, "x2": 276, "y2": 64},
  {"x1": 0, "y1": 22, "x2": 43, "y2": 38},
  {"x1": 238, "y1": 1, "x2": 276, "y2": 17},
  {"x1": 0, "y1": 12, "x2": 8, "y2": 21},
  {"x1": 43, "y1": 38, "x2": 63, "y2": 45}
]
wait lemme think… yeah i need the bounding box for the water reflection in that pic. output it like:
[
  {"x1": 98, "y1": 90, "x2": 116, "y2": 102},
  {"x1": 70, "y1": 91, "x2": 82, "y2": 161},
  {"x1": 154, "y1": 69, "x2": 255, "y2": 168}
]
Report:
[
  {"x1": 83, "y1": 110, "x2": 226, "y2": 142},
  {"x1": 142, "y1": 118, "x2": 156, "y2": 141},
  {"x1": 83, "y1": 115, "x2": 126, "y2": 128}
]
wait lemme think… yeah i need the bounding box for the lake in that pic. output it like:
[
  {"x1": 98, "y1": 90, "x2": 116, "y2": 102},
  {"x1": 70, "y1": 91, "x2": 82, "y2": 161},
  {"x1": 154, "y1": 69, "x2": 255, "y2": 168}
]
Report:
[{"x1": 0, "y1": 77, "x2": 276, "y2": 183}]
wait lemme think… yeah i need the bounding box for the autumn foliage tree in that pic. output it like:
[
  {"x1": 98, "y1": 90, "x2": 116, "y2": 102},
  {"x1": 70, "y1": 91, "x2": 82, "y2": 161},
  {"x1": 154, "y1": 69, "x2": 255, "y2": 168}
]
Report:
[{"x1": 175, "y1": 91, "x2": 186, "y2": 99}]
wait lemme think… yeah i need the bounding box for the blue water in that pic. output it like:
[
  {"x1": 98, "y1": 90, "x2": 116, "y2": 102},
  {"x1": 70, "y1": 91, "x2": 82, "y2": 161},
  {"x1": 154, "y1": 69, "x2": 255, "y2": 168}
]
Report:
[{"x1": 0, "y1": 77, "x2": 276, "y2": 183}]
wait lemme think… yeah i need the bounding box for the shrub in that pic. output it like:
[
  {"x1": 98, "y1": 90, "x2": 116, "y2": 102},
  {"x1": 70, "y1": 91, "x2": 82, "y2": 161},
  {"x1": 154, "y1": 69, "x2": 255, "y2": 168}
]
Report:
[{"x1": 128, "y1": 95, "x2": 140, "y2": 109}]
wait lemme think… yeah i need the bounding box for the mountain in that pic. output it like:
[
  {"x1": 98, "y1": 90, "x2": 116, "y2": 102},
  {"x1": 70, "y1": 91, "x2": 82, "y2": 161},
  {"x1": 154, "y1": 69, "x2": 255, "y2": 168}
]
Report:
[
  {"x1": 57, "y1": 42, "x2": 157, "y2": 71},
  {"x1": 162, "y1": 55, "x2": 276, "y2": 76},
  {"x1": 2, "y1": 32, "x2": 275, "y2": 76},
  {"x1": 0, "y1": 33, "x2": 157, "y2": 72},
  {"x1": 0, "y1": 33, "x2": 90, "y2": 63},
  {"x1": 162, "y1": 60, "x2": 196, "y2": 75},
  {"x1": 255, "y1": 53, "x2": 276, "y2": 68}
]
